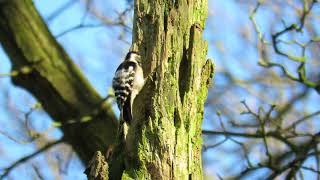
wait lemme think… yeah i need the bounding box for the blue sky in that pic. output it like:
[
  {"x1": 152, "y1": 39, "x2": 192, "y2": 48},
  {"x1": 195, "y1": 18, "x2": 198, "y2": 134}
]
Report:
[{"x1": 0, "y1": 0, "x2": 320, "y2": 179}]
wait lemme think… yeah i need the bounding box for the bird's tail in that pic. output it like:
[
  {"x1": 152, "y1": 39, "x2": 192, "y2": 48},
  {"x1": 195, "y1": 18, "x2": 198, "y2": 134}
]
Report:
[{"x1": 121, "y1": 98, "x2": 132, "y2": 123}]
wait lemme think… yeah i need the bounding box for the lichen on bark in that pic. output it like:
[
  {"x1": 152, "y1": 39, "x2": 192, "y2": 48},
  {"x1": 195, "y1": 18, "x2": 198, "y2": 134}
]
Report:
[{"x1": 110, "y1": 0, "x2": 214, "y2": 179}]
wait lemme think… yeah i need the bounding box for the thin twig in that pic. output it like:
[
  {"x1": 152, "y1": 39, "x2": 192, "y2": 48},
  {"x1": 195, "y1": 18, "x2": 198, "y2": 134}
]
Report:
[{"x1": 0, "y1": 139, "x2": 63, "y2": 179}]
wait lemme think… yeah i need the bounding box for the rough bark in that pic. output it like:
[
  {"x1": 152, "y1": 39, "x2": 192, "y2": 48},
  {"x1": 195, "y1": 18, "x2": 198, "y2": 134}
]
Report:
[
  {"x1": 109, "y1": 0, "x2": 213, "y2": 179},
  {"x1": 0, "y1": 0, "x2": 118, "y2": 163},
  {"x1": 0, "y1": 0, "x2": 212, "y2": 179}
]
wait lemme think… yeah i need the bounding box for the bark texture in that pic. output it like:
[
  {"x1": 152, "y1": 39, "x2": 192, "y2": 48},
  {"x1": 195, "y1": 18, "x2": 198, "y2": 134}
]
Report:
[
  {"x1": 0, "y1": 0, "x2": 212, "y2": 179},
  {"x1": 0, "y1": 0, "x2": 118, "y2": 163},
  {"x1": 110, "y1": 0, "x2": 213, "y2": 179}
]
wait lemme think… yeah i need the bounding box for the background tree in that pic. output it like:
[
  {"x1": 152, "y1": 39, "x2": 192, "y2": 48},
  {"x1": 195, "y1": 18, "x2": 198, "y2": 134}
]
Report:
[{"x1": 0, "y1": 0, "x2": 320, "y2": 179}]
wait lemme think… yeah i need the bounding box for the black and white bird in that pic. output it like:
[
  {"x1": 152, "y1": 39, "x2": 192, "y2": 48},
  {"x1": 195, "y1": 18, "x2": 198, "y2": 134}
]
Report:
[{"x1": 112, "y1": 51, "x2": 145, "y2": 123}]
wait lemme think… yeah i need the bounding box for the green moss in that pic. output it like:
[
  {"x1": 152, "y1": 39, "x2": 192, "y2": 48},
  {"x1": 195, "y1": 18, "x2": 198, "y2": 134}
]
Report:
[{"x1": 114, "y1": 0, "x2": 213, "y2": 179}]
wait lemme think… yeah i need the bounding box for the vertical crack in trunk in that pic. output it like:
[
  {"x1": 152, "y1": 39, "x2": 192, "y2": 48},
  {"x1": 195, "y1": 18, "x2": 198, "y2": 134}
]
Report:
[{"x1": 110, "y1": 0, "x2": 213, "y2": 179}]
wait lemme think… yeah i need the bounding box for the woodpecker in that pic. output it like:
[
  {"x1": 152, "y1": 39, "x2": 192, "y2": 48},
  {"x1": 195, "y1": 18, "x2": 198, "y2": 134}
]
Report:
[{"x1": 112, "y1": 51, "x2": 145, "y2": 123}]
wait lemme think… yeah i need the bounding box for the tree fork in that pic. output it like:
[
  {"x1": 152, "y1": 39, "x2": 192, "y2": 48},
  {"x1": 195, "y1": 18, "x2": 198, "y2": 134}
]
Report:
[{"x1": 109, "y1": 0, "x2": 213, "y2": 179}]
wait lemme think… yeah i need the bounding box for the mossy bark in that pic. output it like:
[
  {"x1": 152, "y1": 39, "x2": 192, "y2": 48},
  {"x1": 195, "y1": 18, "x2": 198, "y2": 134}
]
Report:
[
  {"x1": 0, "y1": 0, "x2": 212, "y2": 179},
  {"x1": 110, "y1": 0, "x2": 213, "y2": 179},
  {"x1": 0, "y1": 0, "x2": 118, "y2": 163}
]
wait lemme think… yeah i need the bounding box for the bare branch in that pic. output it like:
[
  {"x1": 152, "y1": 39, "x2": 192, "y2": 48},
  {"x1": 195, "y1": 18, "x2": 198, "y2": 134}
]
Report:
[{"x1": 0, "y1": 139, "x2": 63, "y2": 179}]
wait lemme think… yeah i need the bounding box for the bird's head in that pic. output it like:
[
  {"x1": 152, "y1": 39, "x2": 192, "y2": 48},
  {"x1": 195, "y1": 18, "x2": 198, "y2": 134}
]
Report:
[{"x1": 125, "y1": 51, "x2": 141, "y2": 64}]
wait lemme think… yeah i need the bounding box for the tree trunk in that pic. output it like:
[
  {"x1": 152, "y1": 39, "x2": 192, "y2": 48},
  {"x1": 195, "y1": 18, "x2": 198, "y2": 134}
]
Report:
[
  {"x1": 0, "y1": 0, "x2": 118, "y2": 163},
  {"x1": 0, "y1": 0, "x2": 213, "y2": 179},
  {"x1": 110, "y1": 0, "x2": 213, "y2": 179}
]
